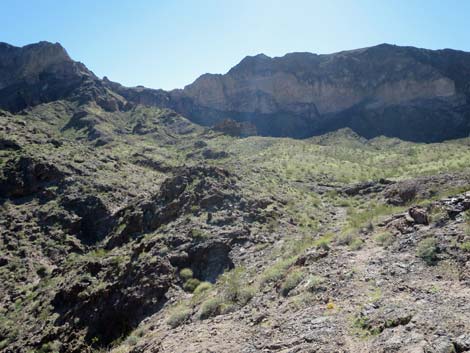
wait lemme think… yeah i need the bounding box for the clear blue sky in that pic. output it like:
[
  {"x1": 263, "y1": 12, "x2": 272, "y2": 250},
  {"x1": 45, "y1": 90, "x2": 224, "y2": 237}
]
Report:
[{"x1": 2, "y1": 0, "x2": 470, "y2": 90}]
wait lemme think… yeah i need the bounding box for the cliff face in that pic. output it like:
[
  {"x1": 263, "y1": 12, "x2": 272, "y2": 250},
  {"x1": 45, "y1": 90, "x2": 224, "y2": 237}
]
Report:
[
  {"x1": 175, "y1": 44, "x2": 470, "y2": 140},
  {"x1": 0, "y1": 42, "x2": 99, "y2": 111},
  {"x1": 1, "y1": 41, "x2": 470, "y2": 141}
]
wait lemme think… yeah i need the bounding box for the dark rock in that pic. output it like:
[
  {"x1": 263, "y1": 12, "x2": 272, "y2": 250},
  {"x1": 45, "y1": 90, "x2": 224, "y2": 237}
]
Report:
[
  {"x1": 105, "y1": 166, "x2": 243, "y2": 248},
  {"x1": 52, "y1": 254, "x2": 173, "y2": 347},
  {"x1": 60, "y1": 195, "x2": 112, "y2": 245},
  {"x1": 167, "y1": 44, "x2": 470, "y2": 142},
  {"x1": 187, "y1": 241, "x2": 234, "y2": 283},
  {"x1": 0, "y1": 156, "x2": 64, "y2": 198},
  {"x1": 194, "y1": 140, "x2": 208, "y2": 148},
  {"x1": 212, "y1": 118, "x2": 257, "y2": 137},
  {"x1": 384, "y1": 174, "x2": 470, "y2": 205},
  {"x1": 453, "y1": 334, "x2": 470, "y2": 352},
  {"x1": 0, "y1": 257, "x2": 8, "y2": 267},
  {"x1": 132, "y1": 154, "x2": 174, "y2": 173},
  {"x1": 384, "y1": 181, "x2": 418, "y2": 205},
  {"x1": 409, "y1": 207, "x2": 429, "y2": 225},
  {"x1": 0, "y1": 138, "x2": 21, "y2": 150},
  {"x1": 343, "y1": 179, "x2": 393, "y2": 196},
  {"x1": 0, "y1": 41, "x2": 100, "y2": 112},
  {"x1": 202, "y1": 148, "x2": 229, "y2": 159},
  {"x1": 295, "y1": 249, "x2": 328, "y2": 266}
]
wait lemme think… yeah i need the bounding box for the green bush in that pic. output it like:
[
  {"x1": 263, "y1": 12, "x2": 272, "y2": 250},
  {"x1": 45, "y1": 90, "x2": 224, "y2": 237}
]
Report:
[
  {"x1": 459, "y1": 241, "x2": 470, "y2": 252},
  {"x1": 198, "y1": 297, "x2": 223, "y2": 320},
  {"x1": 179, "y1": 268, "x2": 193, "y2": 281},
  {"x1": 183, "y1": 278, "x2": 201, "y2": 292},
  {"x1": 260, "y1": 256, "x2": 297, "y2": 285},
  {"x1": 314, "y1": 233, "x2": 334, "y2": 250},
  {"x1": 190, "y1": 229, "x2": 209, "y2": 241},
  {"x1": 126, "y1": 335, "x2": 138, "y2": 346},
  {"x1": 280, "y1": 268, "x2": 304, "y2": 296},
  {"x1": 374, "y1": 231, "x2": 395, "y2": 247},
  {"x1": 193, "y1": 281, "x2": 212, "y2": 295},
  {"x1": 429, "y1": 206, "x2": 448, "y2": 224},
  {"x1": 336, "y1": 232, "x2": 355, "y2": 246},
  {"x1": 221, "y1": 268, "x2": 254, "y2": 305},
  {"x1": 416, "y1": 238, "x2": 438, "y2": 265},
  {"x1": 305, "y1": 275, "x2": 326, "y2": 293},
  {"x1": 349, "y1": 238, "x2": 364, "y2": 251},
  {"x1": 167, "y1": 305, "x2": 191, "y2": 328}
]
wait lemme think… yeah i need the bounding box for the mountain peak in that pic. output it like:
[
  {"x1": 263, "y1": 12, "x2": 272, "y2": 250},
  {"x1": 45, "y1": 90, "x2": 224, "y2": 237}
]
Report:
[{"x1": 0, "y1": 40, "x2": 98, "y2": 112}]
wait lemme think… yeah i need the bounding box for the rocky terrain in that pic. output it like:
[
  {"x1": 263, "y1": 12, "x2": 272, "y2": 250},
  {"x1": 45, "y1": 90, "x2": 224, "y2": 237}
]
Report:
[
  {"x1": 2, "y1": 42, "x2": 470, "y2": 141},
  {"x1": 0, "y1": 42, "x2": 470, "y2": 353}
]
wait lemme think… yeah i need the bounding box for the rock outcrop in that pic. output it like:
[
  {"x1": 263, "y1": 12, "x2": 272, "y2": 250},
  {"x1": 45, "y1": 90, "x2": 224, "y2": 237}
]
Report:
[
  {"x1": 0, "y1": 42, "x2": 125, "y2": 112},
  {"x1": 172, "y1": 44, "x2": 470, "y2": 140},
  {"x1": 2, "y1": 41, "x2": 470, "y2": 142}
]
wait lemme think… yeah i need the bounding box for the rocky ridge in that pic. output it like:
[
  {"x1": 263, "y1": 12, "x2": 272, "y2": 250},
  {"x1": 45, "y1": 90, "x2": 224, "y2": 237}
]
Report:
[
  {"x1": 2, "y1": 42, "x2": 470, "y2": 141},
  {"x1": 0, "y1": 41, "x2": 470, "y2": 353}
]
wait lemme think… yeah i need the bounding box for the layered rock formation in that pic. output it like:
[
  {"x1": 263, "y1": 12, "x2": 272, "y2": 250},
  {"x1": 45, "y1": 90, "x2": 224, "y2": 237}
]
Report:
[
  {"x1": 1, "y1": 41, "x2": 470, "y2": 141},
  {"x1": 0, "y1": 42, "x2": 125, "y2": 112},
  {"x1": 175, "y1": 44, "x2": 470, "y2": 140}
]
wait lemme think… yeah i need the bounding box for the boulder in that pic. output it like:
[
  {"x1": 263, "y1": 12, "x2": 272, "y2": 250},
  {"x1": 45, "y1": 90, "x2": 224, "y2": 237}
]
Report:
[
  {"x1": 0, "y1": 156, "x2": 64, "y2": 198},
  {"x1": 408, "y1": 207, "x2": 429, "y2": 225}
]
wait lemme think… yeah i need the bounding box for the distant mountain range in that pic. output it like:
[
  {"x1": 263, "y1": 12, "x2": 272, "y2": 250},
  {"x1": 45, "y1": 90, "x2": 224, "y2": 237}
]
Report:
[{"x1": 1, "y1": 41, "x2": 470, "y2": 141}]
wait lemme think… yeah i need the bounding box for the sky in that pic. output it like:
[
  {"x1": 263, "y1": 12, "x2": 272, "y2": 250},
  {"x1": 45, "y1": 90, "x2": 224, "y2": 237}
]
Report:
[{"x1": 2, "y1": 0, "x2": 470, "y2": 90}]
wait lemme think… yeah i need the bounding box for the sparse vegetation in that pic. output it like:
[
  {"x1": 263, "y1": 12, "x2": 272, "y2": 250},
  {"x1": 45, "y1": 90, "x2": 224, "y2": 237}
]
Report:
[
  {"x1": 459, "y1": 241, "x2": 470, "y2": 252},
  {"x1": 193, "y1": 281, "x2": 212, "y2": 295},
  {"x1": 374, "y1": 231, "x2": 395, "y2": 247},
  {"x1": 280, "y1": 268, "x2": 304, "y2": 296},
  {"x1": 417, "y1": 238, "x2": 438, "y2": 265},
  {"x1": 167, "y1": 305, "x2": 192, "y2": 328},
  {"x1": 260, "y1": 257, "x2": 297, "y2": 285},
  {"x1": 179, "y1": 268, "x2": 194, "y2": 281},
  {"x1": 220, "y1": 268, "x2": 255, "y2": 306},
  {"x1": 305, "y1": 275, "x2": 326, "y2": 293},
  {"x1": 183, "y1": 278, "x2": 201, "y2": 292},
  {"x1": 2, "y1": 76, "x2": 470, "y2": 352},
  {"x1": 198, "y1": 297, "x2": 224, "y2": 320}
]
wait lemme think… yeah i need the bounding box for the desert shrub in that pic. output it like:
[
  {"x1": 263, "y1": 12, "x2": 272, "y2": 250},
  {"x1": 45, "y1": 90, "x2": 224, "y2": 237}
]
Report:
[
  {"x1": 347, "y1": 203, "x2": 401, "y2": 230},
  {"x1": 374, "y1": 231, "x2": 394, "y2": 247},
  {"x1": 36, "y1": 341, "x2": 61, "y2": 353},
  {"x1": 313, "y1": 233, "x2": 334, "y2": 250},
  {"x1": 36, "y1": 265, "x2": 49, "y2": 277},
  {"x1": 179, "y1": 268, "x2": 193, "y2": 281},
  {"x1": 183, "y1": 278, "x2": 201, "y2": 292},
  {"x1": 125, "y1": 335, "x2": 138, "y2": 346},
  {"x1": 465, "y1": 210, "x2": 470, "y2": 236},
  {"x1": 349, "y1": 238, "x2": 364, "y2": 251},
  {"x1": 305, "y1": 275, "x2": 326, "y2": 293},
  {"x1": 221, "y1": 268, "x2": 255, "y2": 305},
  {"x1": 190, "y1": 229, "x2": 209, "y2": 241},
  {"x1": 280, "y1": 268, "x2": 304, "y2": 296},
  {"x1": 260, "y1": 256, "x2": 297, "y2": 285},
  {"x1": 335, "y1": 231, "x2": 363, "y2": 250},
  {"x1": 459, "y1": 241, "x2": 470, "y2": 252},
  {"x1": 193, "y1": 281, "x2": 212, "y2": 295},
  {"x1": 219, "y1": 302, "x2": 237, "y2": 314},
  {"x1": 198, "y1": 297, "x2": 223, "y2": 320},
  {"x1": 336, "y1": 232, "x2": 355, "y2": 246},
  {"x1": 167, "y1": 305, "x2": 192, "y2": 328},
  {"x1": 428, "y1": 206, "x2": 448, "y2": 224},
  {"x1": 416, "y1": 238, "x2": 438, "y2": 265}
]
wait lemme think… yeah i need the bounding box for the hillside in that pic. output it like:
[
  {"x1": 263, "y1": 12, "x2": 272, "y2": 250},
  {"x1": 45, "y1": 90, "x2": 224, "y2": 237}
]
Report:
[
  {"x1": 2, "y1": 42, "x2": 470, "y2": 141},
  {"x1": 0, "y1": 42, "x2": 470, "y2": 353},
  {"x1": 175, "y1": 44, "x2": 470, "y2": 140}
]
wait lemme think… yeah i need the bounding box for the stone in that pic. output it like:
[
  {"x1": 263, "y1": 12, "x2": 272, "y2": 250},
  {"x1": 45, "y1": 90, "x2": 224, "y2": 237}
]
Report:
[{"x1": 409, "y1": 207, "x2": 429, "y2": 225}]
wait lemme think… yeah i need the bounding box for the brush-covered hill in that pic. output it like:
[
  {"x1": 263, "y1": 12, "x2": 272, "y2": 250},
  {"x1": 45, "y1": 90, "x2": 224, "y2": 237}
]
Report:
[
  {"x1": 175, "y1": 44, "x2": 470, "y2": 140},
  {"x1": 1, "y1": 42, "x2": 470, "y2": 353},
  {"x1": 2, "y1": 41, "x2": 470, "y2": 141}
]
